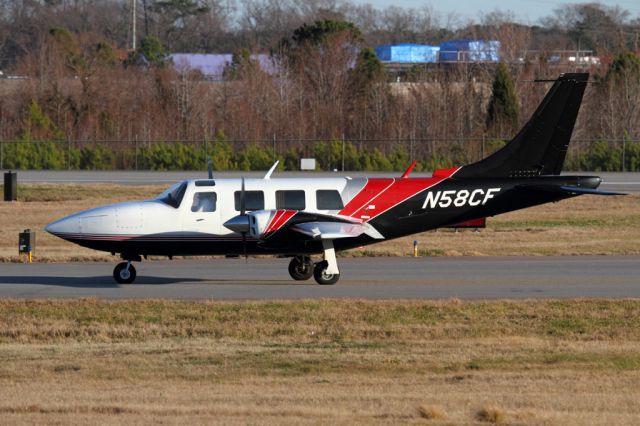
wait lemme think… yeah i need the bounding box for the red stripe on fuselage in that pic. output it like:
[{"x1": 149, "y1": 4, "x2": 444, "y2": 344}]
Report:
[
  {"x1": 264, "y1": 210, "x2": 283, "y2": 234},
  {"x1": 264, "y1": 209, "x2": 297, "y2": 235},
  {"x1": 338, "y1": 178, "x2": 394, "y2": 218},
  {"x1": 339, "y1": 167, "x2": 461, "y2": 221}
]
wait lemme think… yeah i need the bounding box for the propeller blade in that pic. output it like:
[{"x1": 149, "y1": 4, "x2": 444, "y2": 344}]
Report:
[
  {"x1": 207, "y1": 157, "x2": 213, "y2": 179},
  {"x1": 240, "y1": 177, "x2": 246, "y2": 216},
  {"x1": 242, "y1": 232, "x2": 247, "y2": 260}
]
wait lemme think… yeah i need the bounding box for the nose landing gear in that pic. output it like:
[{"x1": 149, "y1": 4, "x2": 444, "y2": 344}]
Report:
[{"x1": 113, "y1": 261, "x2": 137, "y2": 284}]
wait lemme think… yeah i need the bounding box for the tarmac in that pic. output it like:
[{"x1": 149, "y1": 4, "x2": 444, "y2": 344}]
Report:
[{"x1": 0, "y1": 256, "x2": 638, "y2": 300}]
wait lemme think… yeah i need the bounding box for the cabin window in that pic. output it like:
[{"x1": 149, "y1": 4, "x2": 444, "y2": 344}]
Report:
[
  {"x1": 234, "y1": 191, "x2": 265, "y2": 211},
  {"x1": 191, "y1": 192, "x2": 217, "y2": 212},
  {"x1": 276, "y1": 190, "x2": 305, "y2": 210},
  {"x1": 316, "y1": 190, "x2": 344, "y2": 210}
]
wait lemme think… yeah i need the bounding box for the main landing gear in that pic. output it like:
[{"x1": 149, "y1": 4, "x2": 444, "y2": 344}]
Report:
[
  {"x1": 287, "y1": 240, "x2": 340, "y2": 285},
  {"x1": 288, "y1": 256, "x2": 314, "y2": 280}
]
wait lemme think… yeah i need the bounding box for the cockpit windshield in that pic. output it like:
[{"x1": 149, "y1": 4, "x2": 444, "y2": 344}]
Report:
[{"x1": 157, "y1": 181, "x2": 188, "y2": 208}]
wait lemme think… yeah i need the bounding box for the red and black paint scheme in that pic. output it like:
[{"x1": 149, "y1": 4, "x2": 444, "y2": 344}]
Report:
[{"x1": 46, "y1": 73, "x2": 623, "y2": 285}]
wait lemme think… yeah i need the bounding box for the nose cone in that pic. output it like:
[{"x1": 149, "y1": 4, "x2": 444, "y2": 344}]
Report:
[
  {"x1": 47, "y1": 208, "x2": 117, "y2": 237},
  {"x1": 45, "y1": 215, "x2": 79, "y2": 236},
  {"x1": 224, "y1": 215, "x2": 250, "y2": 233}
]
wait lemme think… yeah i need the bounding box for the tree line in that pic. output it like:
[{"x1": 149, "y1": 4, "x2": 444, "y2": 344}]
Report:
[
  {"x1": 1, "y1": 1, "x2": 638, "y2": 67},
  {"x1": 0, "y1": 2, "x2": 639, "y2": 171},
  {"x1": 2, "y1": 137, "x2": 639, "y2": 172}
]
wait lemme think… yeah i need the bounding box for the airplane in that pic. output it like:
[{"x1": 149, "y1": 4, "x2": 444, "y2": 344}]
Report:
[{"x1": 45, "y1": 73, "x2": 623, "y2": 285}]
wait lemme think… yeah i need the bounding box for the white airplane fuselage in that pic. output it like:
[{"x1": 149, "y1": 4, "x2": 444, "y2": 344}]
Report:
[{"x1": 45, "y1": 177, "x2": 381, "y2": 257}]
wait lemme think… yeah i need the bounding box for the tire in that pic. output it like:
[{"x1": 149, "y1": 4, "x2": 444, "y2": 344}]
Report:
[
  {"x1": 288, "y1": 256, "x2": 314, "y2": 280},
  {"x1": 313, "y1": 260, "x2": 340, "y2": 285},
  {"x1": 113, "y1": 262, "x2": 136, "y2": 284}
]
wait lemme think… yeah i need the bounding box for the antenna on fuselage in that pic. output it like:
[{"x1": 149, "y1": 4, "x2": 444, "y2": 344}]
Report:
[
  {"x1": 207, "y1": 157, "x2": 213, "y2": 179},
  {"x1": 401, "y1": 160, "x2": 417, "y2": 178},
  {"x1": 263, "y1": 161, "x2": 279, "y2": 180}
]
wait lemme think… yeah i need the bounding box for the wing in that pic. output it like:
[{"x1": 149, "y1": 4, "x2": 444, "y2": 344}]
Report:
[
  {"x1": 291, "y1": 221, "x2": 377, "y2": 240},
  {"x1": 246, "y1": 209, "x2": 384, "y2": 243}
]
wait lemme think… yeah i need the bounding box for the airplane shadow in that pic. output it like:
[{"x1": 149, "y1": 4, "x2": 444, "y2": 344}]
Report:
[
  {"x1": 0, "y1": 275, "x2": 207, "y2": 288},
  {"x1": 0, "y1": 276, "x2": 309, "y2": 288}
]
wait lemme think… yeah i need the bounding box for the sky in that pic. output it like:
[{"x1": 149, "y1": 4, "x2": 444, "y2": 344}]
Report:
[{"x1": 355, "y1": 0, "x2": 640, "y2": 23}]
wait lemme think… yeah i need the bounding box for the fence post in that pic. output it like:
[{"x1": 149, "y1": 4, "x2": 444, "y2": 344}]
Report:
[
  {"x1": 272, "y1": 133, "x2": 276, "y2": 163},
  {"x1": 67, "y1": 139, "x2": 70, "y2": 170},
  {"x1": 134, "y1": 137, "x2": 138, "y2": 171},
  {"x1": 0, "y1": 140, "x2": 3, "y2": 170},
  {"x1": 341, "y1": 133, "x2": 345, "y2": 171},
  {"x1": 622, "y1": 138, "x2": 626, "y2": 172},
  {"x1": 410, "y1": 134, "x2": 414, "y2": 161},
  {"x1": 205, "y1": 138, "x2": 209, "y2": 170}
]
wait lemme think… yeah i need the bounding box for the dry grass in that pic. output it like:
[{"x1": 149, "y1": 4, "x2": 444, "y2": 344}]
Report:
[
  {"x1": 1, "y1": 299, "x2": 640, "y2": 424},
  {"x1": 477, "y1": 405, "x2": 507, "y2": 423},
  {"x1": 0, "y1": 183, "x2": 638, "y2": 262},
  {"x1": 418, "y1": 404, "x2": 446, "y2": 420}
]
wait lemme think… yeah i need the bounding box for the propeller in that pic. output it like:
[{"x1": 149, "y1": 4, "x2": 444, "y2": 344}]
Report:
[
  {"x1": 207, "y1": 157, "x2": 213, "y2": 179},
  {"x1": 222, "y1": 177, "x2": 250, "y2": 260}
]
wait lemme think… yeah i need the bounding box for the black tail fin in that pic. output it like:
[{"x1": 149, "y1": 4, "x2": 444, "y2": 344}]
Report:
[{"x1": 457, "y1": 73, "x2": 588, "y2": 179}]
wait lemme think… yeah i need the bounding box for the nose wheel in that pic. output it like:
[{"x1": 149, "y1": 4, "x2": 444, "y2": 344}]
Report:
[{"x1": 113, "y1": 261, "x2": 136, "y2": 284}]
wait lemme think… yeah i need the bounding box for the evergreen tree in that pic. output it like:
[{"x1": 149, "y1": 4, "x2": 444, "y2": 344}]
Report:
[
  {"x1": 127, "y1": 35, "x2": 169, "y2": 68},
  {"x1": 486, "y1": 62, "x2": 519, "y2": 137},
  {"x1": 278, "y1": 19, "x2": 363, "y2": 65},
  {"x1": 291, "y1": 20, "x2": 361, "y2": 48},
  {"x1": 598, "y1": 52, "x2": 640, "y2": 145},
  {"x1": 605, "y1": 52, "x2": 640, "y2": 82},
  {"x1": 352, "y1": 48, "x2": 384, "y2": 82},
  {"x1": 349, "y1": 47, "x2": 385, "y2": 97},
  {"x1": 223, "y1": 48, "x2": 259, "y2": 81}
]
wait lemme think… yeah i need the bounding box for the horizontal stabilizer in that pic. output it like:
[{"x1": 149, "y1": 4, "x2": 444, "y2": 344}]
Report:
[
  {"x1": 517, "y1": 184, "x2": 626, "y2": 196},
  {"x1": 446, "y1": 217, "x2": 487, "y2": 229}
]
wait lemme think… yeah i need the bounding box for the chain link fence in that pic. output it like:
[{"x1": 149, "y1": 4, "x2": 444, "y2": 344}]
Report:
[{"x1": 0, "y1": 138, "x2": 637, "y2": 172}]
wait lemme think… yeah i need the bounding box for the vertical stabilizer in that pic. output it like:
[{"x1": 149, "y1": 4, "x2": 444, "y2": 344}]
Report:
[{"x1": 457, "y1": 73, "x2": 588, "y2": 179}]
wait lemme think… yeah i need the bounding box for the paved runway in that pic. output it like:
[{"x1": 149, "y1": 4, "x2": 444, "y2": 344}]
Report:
[
  {"x1": 11, "y1": 170, "x2": 640, "y2": 192},
  {"x1": 0, "y1": 256, "x2": 638, "y2": 300}
]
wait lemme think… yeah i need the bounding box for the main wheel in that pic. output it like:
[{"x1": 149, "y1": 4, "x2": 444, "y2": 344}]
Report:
[
  {"x1": 113, "y1": 262, "x2": 136, "y2": 284},
  {"x1": 313, "y1": 261, "x2": 340, "y2": 285},
  {"x1": 288, "y1": 256, "x2": 314, "y2": 280}
]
